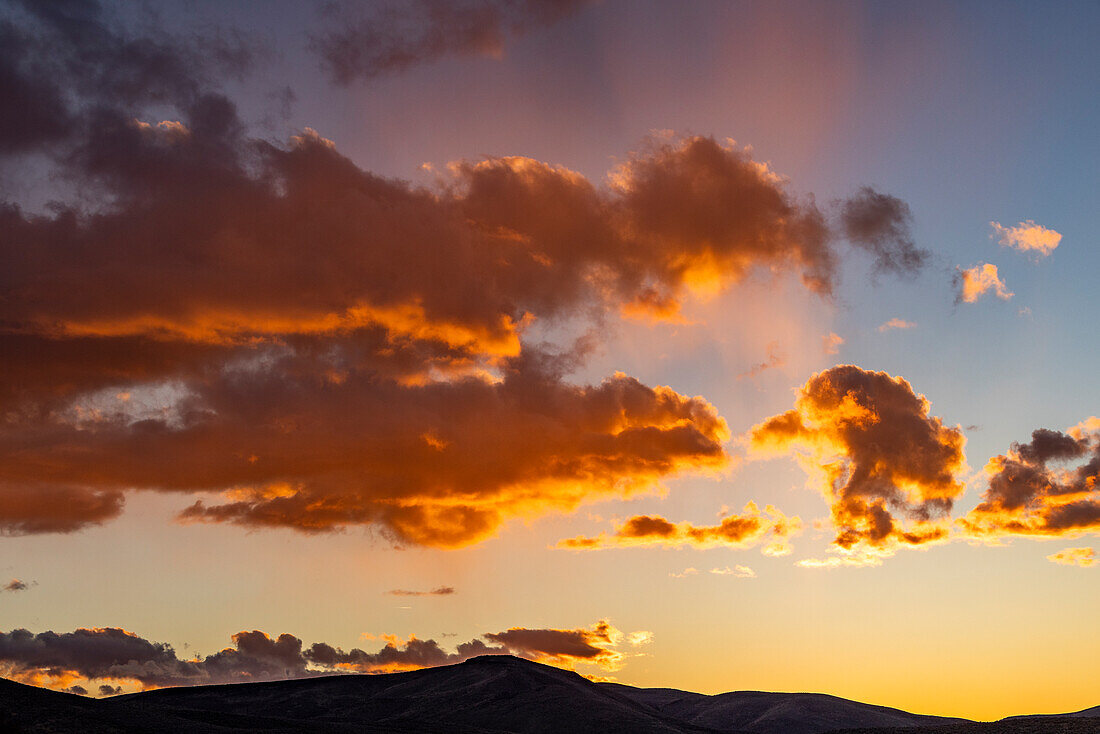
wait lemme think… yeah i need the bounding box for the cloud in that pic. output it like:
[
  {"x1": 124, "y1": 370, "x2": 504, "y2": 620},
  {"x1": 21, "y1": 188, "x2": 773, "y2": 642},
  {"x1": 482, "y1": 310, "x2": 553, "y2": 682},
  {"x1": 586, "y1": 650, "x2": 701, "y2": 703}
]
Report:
[
  {"x1": 1046, "y1": 547, "x2": 1096, "y2": 568},
  {"x1": 1, "y1": 3, "x2": 926, "y2": 545},
  {"x1": 955, "y1": 263, "x2": 1013, "y2": 303},
  {"x1": 710, "y1": 565, "x2": 756, "y2": 578},
  {"x1": 386, "y1": 586, "x2": 456, "y2": 597},
  {"x1": 822, "y1": 332, "x2": 844, "y2": 355},
  {"x1": 795, "y1": 549, "x2": 886, "y2": 569},
  {"x1": 960, "y1": 418, "x2": 1100, "y2": 541},
  {"x1": 311, "y1": 0, "x2": 590, "y2": 85},
  {"x1": 556, "y1": 502, "x2": 801, "y2": 554},
  {"x1": 840, "y1": 187, "x2": 929, "y2": 277},
  {"x1": 0, "y1": 0, "x2": 252, "y2": 156},
  {"x1": 737, "y1": 341, "x2": 784, "y2": 380},
  {"x1": 3, "y1": 579, "x2": 28, "y2": 592},
  {"x1": 669, "y1": 567, "x2": 700, "y2": 578},
  {"x1": 0, "y1": 127, "x2": 851, "y2": 547},
  {"x1": 991, "y1": 220, "x2": 1061, "y2": 257},
  {"x1": 750, "y1": 365, "x2": 966, "y2": 551},
  {"x1": 877, "y1": 318, "x2": 916, "y2": 332},
  {"x1": 0, "y1": 620, "x2": 646, "y2": 693}
]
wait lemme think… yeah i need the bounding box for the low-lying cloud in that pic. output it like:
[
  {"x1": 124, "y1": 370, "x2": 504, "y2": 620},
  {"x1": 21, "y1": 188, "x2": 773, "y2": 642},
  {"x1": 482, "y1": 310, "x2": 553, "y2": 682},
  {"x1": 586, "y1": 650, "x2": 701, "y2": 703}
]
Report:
[{"x1": 0, "y1": 619, "x2": 649, "y2": 694}]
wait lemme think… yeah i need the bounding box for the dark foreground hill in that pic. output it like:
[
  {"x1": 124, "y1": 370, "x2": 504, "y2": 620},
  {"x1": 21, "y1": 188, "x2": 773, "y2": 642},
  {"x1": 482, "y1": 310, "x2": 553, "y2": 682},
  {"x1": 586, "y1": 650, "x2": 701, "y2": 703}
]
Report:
[{"x1": 0, "y1": 655, "x2": 1096, "y2": 733}]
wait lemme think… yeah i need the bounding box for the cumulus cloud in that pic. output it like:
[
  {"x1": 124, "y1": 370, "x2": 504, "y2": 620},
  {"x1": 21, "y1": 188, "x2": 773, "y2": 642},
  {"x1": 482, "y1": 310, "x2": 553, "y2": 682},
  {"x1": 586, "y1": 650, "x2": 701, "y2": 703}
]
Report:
[
  {"x1": 991, "y1": 220, "x2": 1061, "y2": 257},
  {"x1": 556, "y1": 502, "x2": 801, "y2": 554},
  {"x1": 0, "y1": 620, "x2": 646, "y2": 693},
  {"x1": 312, "y1": 0, "x2": 590, "y2": 84},
  {"x1": 877, "y1": 318, "x2": 916, "y2": 332},
  {"x1": 840, "y1": 187, "x2": 929, "y2": 277},
  {"x1": 3, "y1": 579, "x2": 28, "y2": 592},
  {"x1": 960, "y1": 419, "x2": 1100, "y2": 541},
  {"x1": 750, "y1": 365, "x2": 966, "y2": 551},
  {"x1": 1046, "y1": 547, "x2": 1095, "y2": 568},
  {"x1": 0, "y1": 4, "x2": 928, "y2": 545},
  {"x1": 386, "y1": 586, "x2": 456, "y2": 596},
  {"x1": 955, "y1": 263, "x2": 1013, "y2": 303},
  {"x1": 0, "y1": 124, "x2": 844, "y2": 545}
]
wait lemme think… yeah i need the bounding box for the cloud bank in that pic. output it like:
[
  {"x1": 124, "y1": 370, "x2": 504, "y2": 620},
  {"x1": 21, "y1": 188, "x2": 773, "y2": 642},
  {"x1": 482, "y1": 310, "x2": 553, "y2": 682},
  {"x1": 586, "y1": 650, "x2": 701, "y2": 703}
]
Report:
[{"x1": 0, "y1": 620, "x2": 648, "y2": 694}]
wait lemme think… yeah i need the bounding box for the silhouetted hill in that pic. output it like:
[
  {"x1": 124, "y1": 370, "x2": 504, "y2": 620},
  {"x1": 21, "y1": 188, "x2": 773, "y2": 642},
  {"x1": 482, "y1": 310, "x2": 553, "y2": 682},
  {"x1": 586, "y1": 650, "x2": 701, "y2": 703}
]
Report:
[
  {"x1": 601, "y1": 683, "x2": 968, "y2": 734},
  {"x1": 830, "y1": 717, "x2": 1099, "y2": 734},
  {"x1": 1, "y1": 655, "x2": 1096, "y2": 733}
]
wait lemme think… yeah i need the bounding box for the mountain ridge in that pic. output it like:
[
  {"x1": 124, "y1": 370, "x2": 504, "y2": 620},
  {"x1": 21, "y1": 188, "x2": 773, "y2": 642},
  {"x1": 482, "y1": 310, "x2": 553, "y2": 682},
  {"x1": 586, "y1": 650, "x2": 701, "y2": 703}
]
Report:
[{"x1": 1, "y1": 655, "x2": 1096, "y2": 733}]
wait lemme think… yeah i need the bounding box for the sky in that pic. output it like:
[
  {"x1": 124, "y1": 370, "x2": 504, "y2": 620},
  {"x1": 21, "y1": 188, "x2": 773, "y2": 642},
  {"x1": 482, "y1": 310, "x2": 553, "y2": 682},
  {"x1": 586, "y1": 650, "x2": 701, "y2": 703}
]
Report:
[{"x1": 0, "y1": 0, "x2": 1098, "y2": 721}]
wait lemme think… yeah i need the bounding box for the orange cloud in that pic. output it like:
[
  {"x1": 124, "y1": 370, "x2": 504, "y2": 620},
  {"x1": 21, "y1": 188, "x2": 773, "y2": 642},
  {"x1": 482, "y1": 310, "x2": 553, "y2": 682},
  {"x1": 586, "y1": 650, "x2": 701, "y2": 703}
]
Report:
[
  {"x1": 1046, "y1": 547, "x2": 1096, "y2": 568},
  {"x1": 822, "y1": 332, "x2": 844, "y2": 355},
  {"x1": 877, "y1": 318, "x2": 916, "y2": 332},
  {"x1": 557, "y1": 502, "x2": 800, "y2": 554},
  {"x1": 955, "y1": 263, "x2": 1013, "y2": 303},
  {"x1": 750, "y1": 365, "x2": 966, "y2": 551},
  {"x1": 990, "y1": 220, "x2": 1062, "y2": 257},
  {"x1": 960, "y1": 419, "x2": 1100, "y2": 541}
]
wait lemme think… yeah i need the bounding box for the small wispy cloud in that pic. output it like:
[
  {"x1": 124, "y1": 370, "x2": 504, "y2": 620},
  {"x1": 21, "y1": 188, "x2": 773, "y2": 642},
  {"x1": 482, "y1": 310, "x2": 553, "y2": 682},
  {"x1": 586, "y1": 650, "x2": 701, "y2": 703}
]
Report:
[
  {"x1": 669, "y1": 567, "x2": 700, "y2": 578},
  {"x1": 877, "y1": 318, "x2": 916, "y2": 332},
  {"x1": 385, "y1": 586, "x2": 456, "y2": 596},
  {"x1": 1046, "y1": 547, "x2": 1095, "y2": 568},
  {"x1": 991, "y1": 220, "x2": 1061, "y2": 257},
  {"x1": 738, "y1": 341, "x2": 784, "y2": 380},
  {"x1": 822, "y1": 332, "x2": 844, "y2": 355},
  {"x1": 710, "y1": 565, "x2": 756, "y2": 578},
  {"x1": 3, "y1": 579, "x2": 29, "y2": 592}
]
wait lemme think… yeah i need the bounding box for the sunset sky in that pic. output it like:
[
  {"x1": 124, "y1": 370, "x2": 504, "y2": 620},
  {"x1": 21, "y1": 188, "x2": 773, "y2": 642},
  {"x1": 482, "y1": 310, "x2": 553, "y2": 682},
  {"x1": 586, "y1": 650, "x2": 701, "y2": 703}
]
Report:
[{"x1": 1, "y1": 0, "x2": 1098, "y2": 721}]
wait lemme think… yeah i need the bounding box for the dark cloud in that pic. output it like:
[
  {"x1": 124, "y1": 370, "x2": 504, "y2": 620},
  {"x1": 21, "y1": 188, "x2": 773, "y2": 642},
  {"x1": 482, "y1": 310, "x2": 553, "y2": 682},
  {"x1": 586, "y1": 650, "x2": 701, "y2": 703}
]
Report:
[
  {"x1": 557, "y1": 503, "x2": 800, "y2": 555},
  {"x1": 0, "y1": 485, "x2": 124, "y2": 536},
  {"x1": 840, "y1": 187, "x2": 928, "y2": 277},
  {"x1": 751, "y1": 365, "x2": 966, "y2": 551},
  {"x1": 3, "y1": 579, "x2": 28, "y2": 592},
  {"x1": 1, "y1": 620, "x2": 647, "y2": 692},
  {"x1": 961, "y1": 419, "x2": 1100, "y2": 539},
  {"x1": 62, "y1": 684, "x2": 88, "y2": 695},
  {"x1": 386, "y1": 586, "x2": 456, "y2": 596},
  {"x1": 0, "y1": 0, "x2": 251, "y2": 158},
  {"x1": 312, "y1": 0, "x2": 590, "y2": 85}
]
